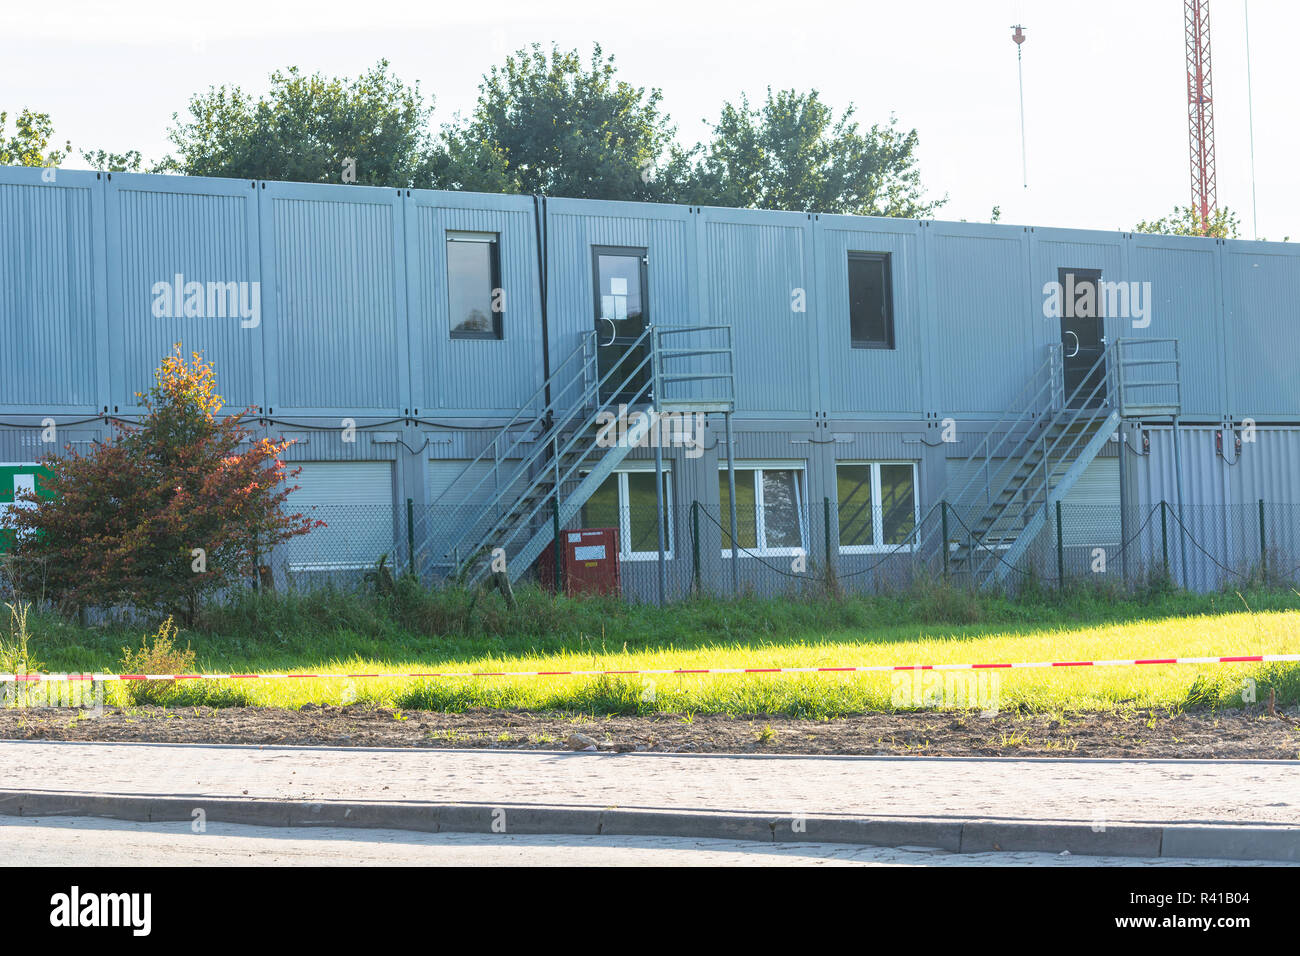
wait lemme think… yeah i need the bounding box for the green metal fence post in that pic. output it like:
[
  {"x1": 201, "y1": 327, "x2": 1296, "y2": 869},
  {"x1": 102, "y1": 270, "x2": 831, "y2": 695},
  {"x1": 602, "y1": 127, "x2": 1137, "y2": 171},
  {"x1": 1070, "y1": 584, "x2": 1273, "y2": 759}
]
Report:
[
  {"x1": 406, "y1": 498, "x2": 415, "y2": 577},
  {"x1": 823, "y1": 497, "x2": 834, "y2": 589},
  {"x1": 1259, "y1": 498, "x2": 1267, "y2": 583},
  {"x1": 552, "y1": 496, "x2": 563, "y2": 595},
  {"x1": 941, "y1": 500, "x2": 949, "y2": 582},
  {"x1": 1055, "y1": 500, "x2": 1065, "y2": 591},
  {"x1": 1160, "y1": 500, "x2": 1169, "y2": 579},
  {"x1": 691, "y1": 500, "x2": 701, "y2": 593}
]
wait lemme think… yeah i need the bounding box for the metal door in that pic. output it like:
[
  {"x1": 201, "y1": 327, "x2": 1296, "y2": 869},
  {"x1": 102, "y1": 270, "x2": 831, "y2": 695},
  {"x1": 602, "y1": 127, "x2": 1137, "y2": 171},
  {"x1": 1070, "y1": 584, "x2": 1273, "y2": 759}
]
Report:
[
  {"x1": 1058, "y1": 268, "x2": 1107, "y2": 409},
  {"x1": 593, "y1": 246, "x2": 650, "y2": 404}
]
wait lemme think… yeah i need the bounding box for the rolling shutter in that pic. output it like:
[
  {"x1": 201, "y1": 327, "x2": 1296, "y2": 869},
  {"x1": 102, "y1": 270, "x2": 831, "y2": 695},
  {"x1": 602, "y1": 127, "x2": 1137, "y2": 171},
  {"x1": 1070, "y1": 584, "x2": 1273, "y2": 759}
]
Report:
[
  {"x1": 1054, "y1": 457, "x2": 1121, "y2": 547},
  {"x1": 284, "y1": 461, "x2": 394, "y2": 569}
]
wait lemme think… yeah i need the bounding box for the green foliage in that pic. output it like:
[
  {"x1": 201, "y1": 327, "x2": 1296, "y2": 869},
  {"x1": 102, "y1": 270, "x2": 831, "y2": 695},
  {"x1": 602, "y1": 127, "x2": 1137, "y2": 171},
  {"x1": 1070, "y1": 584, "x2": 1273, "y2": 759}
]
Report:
[
  {"x1": 119, "y1": 616, "x2": 197, "y2": 705},
  {"x1": 0, "y1": 602, "x2": 43, "y2": 707},
  {"x1": 0, "y1": 109, "x2": 72, "y2": 167},
  {"x1": 1, "y1": 601, "x2": 42, "y2": 673},
  {"x1": 435, "y1": 51, "x2": 946, "y2": 215},
  {"x1": 668, "y1": 88, "x2": 945, "y2": 217},
  {"x1": 158, "y1": 45, "x2": 942, "y2": 217},
  {"x1": 16, "y1": 584, "x2": 1300, "y2": 716},
  {"x1": 433, "y1": 43, "x2": 677, "y2": 200},
  {"x1": 158, "y1": 60, "x2": 436, "y2": 186},
  {"x1": 1133, "y1": 205, "x2": 1241, "y2": 239},
  {"x1": 363, "y1": 555, "x2": 398, "y2": 597},
  {"x1": 8, "y1": 347, "x2": 321, "y2": 622},
  {"x1": 79, "y1": 148, "x2": 143, "y2": 172}
]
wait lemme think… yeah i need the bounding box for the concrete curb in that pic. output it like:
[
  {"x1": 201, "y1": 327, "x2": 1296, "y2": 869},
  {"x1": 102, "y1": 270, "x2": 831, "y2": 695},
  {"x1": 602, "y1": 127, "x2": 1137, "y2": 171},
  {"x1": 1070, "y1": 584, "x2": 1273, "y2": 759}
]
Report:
[{"x1": 0, "y1": 790, "x2": 1296, "y2": 861}]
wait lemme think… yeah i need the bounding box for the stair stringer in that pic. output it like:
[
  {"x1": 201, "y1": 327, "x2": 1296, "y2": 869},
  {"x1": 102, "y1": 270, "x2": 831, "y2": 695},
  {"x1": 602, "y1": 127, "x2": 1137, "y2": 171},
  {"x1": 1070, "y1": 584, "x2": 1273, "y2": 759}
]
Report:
[{"x1": 986, "y1": 409, "x2": 1121, "y2": 588}]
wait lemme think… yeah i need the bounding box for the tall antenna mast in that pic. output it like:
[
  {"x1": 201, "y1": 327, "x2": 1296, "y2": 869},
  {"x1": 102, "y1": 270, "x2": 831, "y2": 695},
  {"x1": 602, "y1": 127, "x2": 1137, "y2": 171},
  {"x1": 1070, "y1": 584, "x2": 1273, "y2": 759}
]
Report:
[
  {"x1": 1011, "y1": 24, "x2": 1028, "y2": 189},
  {"x1": 1185, "y1": 0, "x2": 1217, "y2": 235}
]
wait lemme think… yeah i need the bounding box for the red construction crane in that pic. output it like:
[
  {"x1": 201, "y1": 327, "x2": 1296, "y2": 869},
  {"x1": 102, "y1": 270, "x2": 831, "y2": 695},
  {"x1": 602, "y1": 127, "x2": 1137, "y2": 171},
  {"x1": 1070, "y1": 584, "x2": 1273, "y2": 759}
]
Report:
[{"x1": 1185, "y1": 0, "x2": 1216, "y2": 235}]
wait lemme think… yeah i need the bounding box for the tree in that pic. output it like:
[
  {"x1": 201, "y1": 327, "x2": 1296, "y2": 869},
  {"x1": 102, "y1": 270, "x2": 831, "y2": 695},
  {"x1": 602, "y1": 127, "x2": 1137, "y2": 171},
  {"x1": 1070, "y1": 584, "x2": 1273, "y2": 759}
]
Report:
[
  {"x1": 8, "y1": 347, "x2": 320, "y2": 622},
  {"x1": 434, "y1": 44, "x2": 678, "y2": 200},
  {"x1": 0, "y1": 109, "x2": 72, "y2": 167},
  {"x1": 1133, "y1": 205, "x2": 1240, "y2": 239},
  {"x1": 670, "y1": 89, "x2": 945, "y2": 217},
  {"x1": 80, "y1": 148, "x2": 143, "y2": 172},
  {"x1": 158, "y1": 61, "x2": 436, "y2": 187}
]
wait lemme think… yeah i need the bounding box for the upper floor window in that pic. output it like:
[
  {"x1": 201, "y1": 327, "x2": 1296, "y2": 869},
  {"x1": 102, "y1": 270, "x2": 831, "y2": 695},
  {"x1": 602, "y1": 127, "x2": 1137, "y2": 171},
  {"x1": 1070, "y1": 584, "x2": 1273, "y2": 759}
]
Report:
[
  {"x1": 848, "y1": 251, "x2": 894, "y2": 350},
  {"x1": 448, "y1": 231, "x2": 502, "y2": 339}
]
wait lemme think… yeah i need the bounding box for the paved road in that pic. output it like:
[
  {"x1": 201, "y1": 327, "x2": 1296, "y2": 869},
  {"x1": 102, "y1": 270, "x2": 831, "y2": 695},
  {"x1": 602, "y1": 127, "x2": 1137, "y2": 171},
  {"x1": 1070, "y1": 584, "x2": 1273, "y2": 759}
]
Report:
[
  {"x1": 1, "y1": 816, "x2": 1280, "y2": 867},
  {"x1": 3, "y1": 741, "x2": 1297, "y2": 826}
]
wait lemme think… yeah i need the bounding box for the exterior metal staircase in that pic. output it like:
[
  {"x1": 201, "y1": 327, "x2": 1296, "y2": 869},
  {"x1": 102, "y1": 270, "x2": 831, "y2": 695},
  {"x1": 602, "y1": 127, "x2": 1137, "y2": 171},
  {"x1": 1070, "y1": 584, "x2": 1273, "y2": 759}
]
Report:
[
  {"x1": 430, "y1": 324, "x2": 735, "y2": 586},
  {"x1": 921, "y1": 338, "x2": 1181, "y2": 589}
]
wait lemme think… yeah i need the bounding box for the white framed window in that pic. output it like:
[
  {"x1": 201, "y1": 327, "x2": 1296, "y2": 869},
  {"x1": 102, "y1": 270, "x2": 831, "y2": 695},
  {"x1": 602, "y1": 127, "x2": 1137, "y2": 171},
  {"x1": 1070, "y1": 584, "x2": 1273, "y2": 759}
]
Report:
[
  {"x1": 717, "y1": 461, "x2": 807, "y2": 557},
  {"x1": 580, "y1": 463, "x2": 672, "y2": 561},
  {"x1": 836, "y1": 460, "x2": 919, "y2": 552}
]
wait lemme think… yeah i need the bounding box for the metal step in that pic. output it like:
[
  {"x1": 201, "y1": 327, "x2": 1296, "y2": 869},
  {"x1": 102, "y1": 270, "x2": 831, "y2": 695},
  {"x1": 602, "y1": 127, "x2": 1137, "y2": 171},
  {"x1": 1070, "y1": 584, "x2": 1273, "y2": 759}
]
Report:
[{"x1": 463, "y1": 410, "x2": 658, "y2": 587}]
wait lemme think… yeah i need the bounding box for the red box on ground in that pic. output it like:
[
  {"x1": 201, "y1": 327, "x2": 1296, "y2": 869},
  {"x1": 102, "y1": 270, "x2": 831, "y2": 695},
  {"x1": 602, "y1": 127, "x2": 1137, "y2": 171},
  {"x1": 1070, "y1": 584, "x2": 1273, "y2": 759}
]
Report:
[{"x1": 537, "y1": 527, "x2": 621, "y2": 596}]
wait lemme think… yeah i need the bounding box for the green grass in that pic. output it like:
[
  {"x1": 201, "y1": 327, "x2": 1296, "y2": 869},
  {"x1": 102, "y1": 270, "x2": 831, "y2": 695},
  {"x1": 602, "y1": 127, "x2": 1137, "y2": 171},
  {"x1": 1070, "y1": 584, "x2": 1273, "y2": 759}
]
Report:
[{"x1": 11, "y1": 580, "x2": 1300, "y2": 717}]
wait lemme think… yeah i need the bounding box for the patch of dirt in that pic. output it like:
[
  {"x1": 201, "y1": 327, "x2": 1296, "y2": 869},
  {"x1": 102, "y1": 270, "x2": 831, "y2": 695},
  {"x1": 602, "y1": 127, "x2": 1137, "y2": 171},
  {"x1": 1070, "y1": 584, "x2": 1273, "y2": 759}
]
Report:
[{"x1": 1, "y1": 704, "x2": 1298, "y2": 758}]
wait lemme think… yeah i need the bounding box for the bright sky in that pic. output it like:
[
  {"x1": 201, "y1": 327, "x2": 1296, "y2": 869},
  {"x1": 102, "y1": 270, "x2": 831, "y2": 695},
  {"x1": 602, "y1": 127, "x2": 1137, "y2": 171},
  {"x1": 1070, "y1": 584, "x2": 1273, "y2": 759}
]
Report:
[{"x1": 4, "y1": 0, "x2": 1293, "y2": 239}]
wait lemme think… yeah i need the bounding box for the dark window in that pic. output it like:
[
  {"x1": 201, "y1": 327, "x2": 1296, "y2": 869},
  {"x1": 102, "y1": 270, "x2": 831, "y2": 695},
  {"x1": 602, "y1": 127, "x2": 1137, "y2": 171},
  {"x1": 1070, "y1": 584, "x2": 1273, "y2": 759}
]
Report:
[
  {"x1": 848, "y1": 252, "x2": 894, "y2": 349},
  {"x1": 448, "y1": 232, "x2": 502, "y2": 339}
]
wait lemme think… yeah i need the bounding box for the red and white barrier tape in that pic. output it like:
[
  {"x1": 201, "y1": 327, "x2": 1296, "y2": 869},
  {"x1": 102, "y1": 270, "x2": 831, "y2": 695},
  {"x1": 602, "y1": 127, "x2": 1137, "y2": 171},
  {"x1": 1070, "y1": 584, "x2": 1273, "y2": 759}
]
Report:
[{"x1": 2, "y1": 654, "x2": 1297, "y2": 683}]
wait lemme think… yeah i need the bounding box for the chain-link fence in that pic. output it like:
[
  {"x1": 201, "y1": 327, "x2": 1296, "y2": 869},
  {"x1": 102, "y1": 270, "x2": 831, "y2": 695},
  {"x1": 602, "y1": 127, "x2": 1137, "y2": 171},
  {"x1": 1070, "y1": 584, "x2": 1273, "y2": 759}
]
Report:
[{"x1": 247, "y1": 498, "x2": 1300, "y2": 601}]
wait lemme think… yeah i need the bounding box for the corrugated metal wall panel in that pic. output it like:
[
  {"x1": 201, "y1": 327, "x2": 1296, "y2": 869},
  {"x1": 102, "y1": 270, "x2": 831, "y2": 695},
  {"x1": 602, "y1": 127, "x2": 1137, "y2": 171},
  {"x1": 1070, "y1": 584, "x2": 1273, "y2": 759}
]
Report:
[
  {"x1": 5, "y1": 169, "x2": 1300, "y2": 438},
  {"x1": 544, "y1": 200, "x2": 693, "y2": 378},
  {"x1": 702, "y1": 213, "x2": 814, "y2": 416},
  {"x1": 261, "y1": 183, "x2": 407, "y2": 414},
  {"x1": 106, "y1": 176, "x2": 262, "y2": 412},
  {"x1": 1230, "y1": 427, "x2": 1300, "y2": 505},
  {"x1": 1030, "y1": 232, "x2": 1125, "y2": 367},
  {"x1": 407, "y1": 193, "x2": 543, "y2": 416},
  {"x1": 274, "y1": 428, "x2": 401, "y2": 463},
  {"x1": 1222, "y1": 243, "x2": 1300, "y2": 418},
  {"x1": 1128, "y1": 238, "x2": 1223, "y2": 419},
  {"x1": 0, "y1": 170, "x2": 102, "y2": 411},
  {"x1": 1131, "y1": 425, "x2": 1247, "y2": 589},
  {"x1": 930, "y1": 229, "x2": 1034, "y2": 415},
  {"x1": 818, "y1": 218, "x2": 922, "y2": 416},
  {"x1": 0, "y1": 427, "x2": 102, "y2": 465},
  {"x1": 1133, "y1": 425, "x2": 1300, "y2": 508}
]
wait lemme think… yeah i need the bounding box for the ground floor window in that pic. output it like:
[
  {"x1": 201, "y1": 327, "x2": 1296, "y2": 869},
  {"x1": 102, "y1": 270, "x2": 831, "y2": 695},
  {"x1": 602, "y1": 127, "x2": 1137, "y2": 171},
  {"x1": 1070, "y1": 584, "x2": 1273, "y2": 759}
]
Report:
[
  {"x1": 837, "y1": 461, "x2": 918, "y2": 551},
  {"x1": 718, "y1": 461, "x2": 807, "y2": 556},
  {"x1": 580, "y1": 465, "x2": 672, "y2": 560}
]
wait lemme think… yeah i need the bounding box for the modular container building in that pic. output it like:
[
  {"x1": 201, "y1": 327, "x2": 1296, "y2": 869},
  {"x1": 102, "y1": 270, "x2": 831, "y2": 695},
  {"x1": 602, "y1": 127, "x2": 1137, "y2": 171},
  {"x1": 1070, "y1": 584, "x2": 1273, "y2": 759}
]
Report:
[{"x1": 2, "y1": 165, "x2": 1298, "y2": 597}]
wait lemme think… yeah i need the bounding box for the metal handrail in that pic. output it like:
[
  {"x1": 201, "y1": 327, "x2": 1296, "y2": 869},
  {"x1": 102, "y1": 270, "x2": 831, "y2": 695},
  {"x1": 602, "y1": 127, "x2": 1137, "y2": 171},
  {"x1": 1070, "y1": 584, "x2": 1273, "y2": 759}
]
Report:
[
  {"x1": 964, "y1": 350, "x2": 1116, "y2": 583},
  {"x1": 441, "y1": 324, "x2": 659, "y2": 565},
  {"x1": 1113, "y1": 337, "x2": 1181, "y2": 414},
  {"x1": 430, "y1": 331, "x2": 597, "y2": 512},
  {"x1": 465, "y1": 350, "x2": 662, "y2": 569},
  {"x1": 900, "y1": 335, "x2": 1179, "y2": 584},
  {"x1": 652, "y1": 324, "x2": 736, "y2": 409},
  {"x1": 441, "y1": 319, "x2": 736, "y2": 576},
  {"x1": 911, "y1": 347, "x2": 1061, "y2": 558}
]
